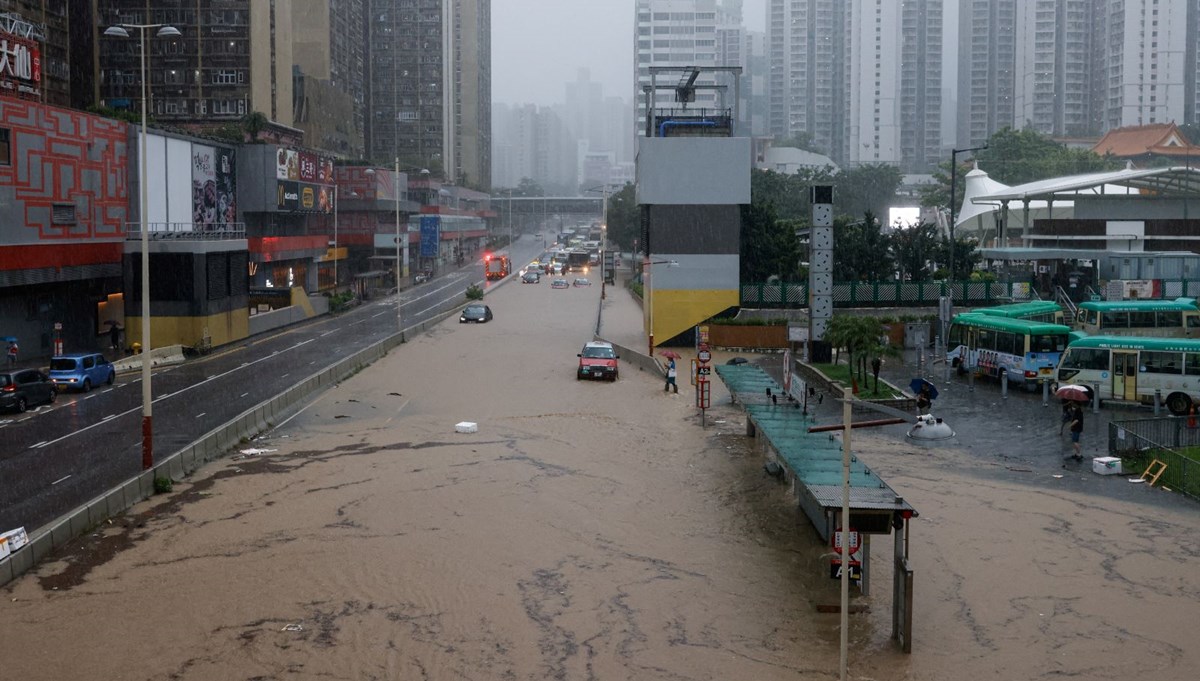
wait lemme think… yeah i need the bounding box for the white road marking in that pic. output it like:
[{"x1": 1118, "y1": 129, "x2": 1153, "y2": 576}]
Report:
[
  {"x1": 102, "y1": 414, "x2": 117, "y2": 421},
  {"x1": 196, "y1": 412, "x2": 206, "y2": 419},
  {"x1": 23, "y1": 338, "x2": 316, "y2": 451},
  {"x1": 51, "y1": 475, "x2": 71, "y2": 485},
  {"x1": 240, "y1": 392, "x2": 249, "y2": 398},
  {"x1": 31, "y1": 441, "x2": 49, "y2": 449}
]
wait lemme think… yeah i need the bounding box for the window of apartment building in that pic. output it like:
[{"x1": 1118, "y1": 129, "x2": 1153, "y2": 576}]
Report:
[
  {"x1": 214, "y1": 70, "x2": 240, "y2": 85},
  {"x1": 0, "y1": 128, "x2": 10, "y2": 165}
]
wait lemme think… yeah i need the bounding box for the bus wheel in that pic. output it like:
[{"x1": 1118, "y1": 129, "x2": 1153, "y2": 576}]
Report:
[{"x1": 1166, "y1": 392, "x2": 1192, "y2": 416}]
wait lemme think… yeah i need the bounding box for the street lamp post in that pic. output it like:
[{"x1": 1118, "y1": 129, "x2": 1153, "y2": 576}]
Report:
[
  {"x1": 104, "y1": 22, "x2": 181, "y2": 471},
  {"x1": 396, "y1": 160, "x2": 406, "y2": 340},
  {"x1": 947, "y1": 145, "x2": 988, "y2": 283},
  {"x1": 645, "y1": 259, "x2": 679, "y2": 357},
  {"x1": 332, "y1": 184, "x2": 339, "y2": 293}
]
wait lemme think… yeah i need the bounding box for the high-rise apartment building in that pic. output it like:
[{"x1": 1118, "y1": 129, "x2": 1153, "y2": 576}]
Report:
[
  {"x1": 1013, "y1": 0, "x2": 1094, "y2": 137},
  {"x1": 957, "y1": 0, "x2": 1016, "y2": 148},
  {"x1": 1093, "y1": 0, "x2": 1195, "y2": 130},
  {"x1": 366, "y1": 0, "x2": 490, "y2": 190},
  {"x1": 961, "y1": 0, "x2": 1200, "y2": 144},
  {"x1": 634, "y1": 0, "x2": 725, "y2": 135},
  {"x1": 292, "y1": 0, "x2": 366, "y2": 157},
  {"x1": 768, "y1": 0, "x2": 942, "y2": 170},
  {"x1": 766, "y1": 0, "x2": 847, "y2": 155},
  {"x1": 96, "y1": 0, "x2": 294, "y2": 127}
]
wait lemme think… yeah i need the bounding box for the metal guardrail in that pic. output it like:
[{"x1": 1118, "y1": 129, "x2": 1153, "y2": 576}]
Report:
[
  {"x1": 126, "y1": 222, "x2": 246, "y2": 240},
  {"x1": 1107, "y1": 416, "x2": 1200, "y2": 501}
]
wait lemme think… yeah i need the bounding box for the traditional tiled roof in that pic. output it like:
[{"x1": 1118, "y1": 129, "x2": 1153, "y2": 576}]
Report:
[{"x1": 1093, "y1": 123, "x2": 1200, "y2": 158}]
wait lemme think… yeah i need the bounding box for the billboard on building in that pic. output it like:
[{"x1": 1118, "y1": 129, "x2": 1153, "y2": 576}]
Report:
[
  {"x1": 0, "y1": 31, "x2": 41, "y2": 101},
  {"x1": 420, "y1": 216, "x2": 440, "y2": 258},
  {"x1": 274, "y1": 147, "x2": 332, "y2": 213},
  {"x1": 192, "y1": 144, "x2": 237, "y2": 226}
]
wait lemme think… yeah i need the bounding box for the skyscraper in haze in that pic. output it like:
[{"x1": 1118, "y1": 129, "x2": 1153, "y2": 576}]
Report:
[
  {"x1": 957, "y1": 0, "x2": 1016, "y2": 148},
  {"x1": 767, "y1": 0, "x2": 942, "y2": 171},
  {"x1": 366, "y1": 0, "x2": 491, "y2": 189},
  {"x1": 960, "y1": 0, "x2": 1200, "y2": 144},
  {"x1": 634, "y1": 0, "x2": 745, "y2": 136}
]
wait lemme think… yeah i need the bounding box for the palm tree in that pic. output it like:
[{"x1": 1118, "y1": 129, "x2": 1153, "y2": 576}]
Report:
[{"x1": 826, "y1": 315, "x2": 885, "y2": 393}]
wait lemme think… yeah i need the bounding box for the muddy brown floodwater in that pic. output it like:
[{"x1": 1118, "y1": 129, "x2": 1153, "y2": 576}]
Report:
[{"x1": 2, "y1": 279, "x2": 1198, "y2": 681}]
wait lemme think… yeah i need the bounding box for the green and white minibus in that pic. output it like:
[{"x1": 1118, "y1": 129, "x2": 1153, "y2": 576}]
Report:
[
  {"x1": 1075, "y1": 298, "x2": 1200, "y2": 338},
  {"x1": 971, "y1": 300, "x2": 1065, "y2": 325},
  {"x1": 1056, "y1": 335, "x2": 1200, "y2": 414},
  {"x1": 947, "y1": 313, "x2": 1072, "y2": 389}
]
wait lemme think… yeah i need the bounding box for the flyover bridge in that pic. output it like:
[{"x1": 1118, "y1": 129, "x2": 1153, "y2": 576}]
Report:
[{"x1": 490, "y1": 196, "x2": 603, "y2": 232}]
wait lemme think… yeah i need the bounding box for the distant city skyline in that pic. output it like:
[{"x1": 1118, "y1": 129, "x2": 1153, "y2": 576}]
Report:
[{"x1": 492, "y1": 0, "x2": 767, "y2": 107}]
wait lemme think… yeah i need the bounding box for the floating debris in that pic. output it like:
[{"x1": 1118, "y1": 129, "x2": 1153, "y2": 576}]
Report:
[{"x1": 281, "y1": 623, "x2": 304, "y2": 632}]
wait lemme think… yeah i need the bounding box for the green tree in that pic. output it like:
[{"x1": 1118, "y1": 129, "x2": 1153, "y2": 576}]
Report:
[
  {"x1": 604, "y1": 183, "x2": 639, "y2": 252},
  {"x1": 750, "y1": 167, "x2": 837, "y2": 221},
  {"x1": 832, "y1": 212, "x2": 893, "y2": 281},
  {"x1": 515, "y1": 177, "x2": 544, "y2": 197},
  {"x1": 890, "y1": 220, "x2": 941, "y2": 282},
  {"x1": 775, "y1": 131, "x2": 821, "y2": 154},
  {"x1": 740, "y1": 202, "x2": 802, "y2": 282},
  {"x1": 933, "y1": 235, "x2": 983, "y2": 280},
  {"x1": 834, "y1": 163, "x2": 904, "y2": 219},
  {"x1": 825, "y1": 315, "x2": 887, "y2": 389},
  {"x1": 975, "y1": 126, "x2": 1120, "y2": 185},
  {"x1": 242, "y1": 111, "x2": 269, "y2": 142}
]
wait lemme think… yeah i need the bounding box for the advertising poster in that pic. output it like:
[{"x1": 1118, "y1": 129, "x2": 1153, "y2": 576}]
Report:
[
  {"x1": 420, "y1": 216, "x2": 440, "y2": 258},
  {"x1": 192, "y1": 144, "x2": 237, "y2": 227},
  {"x1": 277, "y1": 181, "x2": 299, "y2": 211},
  {"x1": 298, "y1": 151, "x2": 318, "y2": 182},
  {"x1": 276, "y1": 148, "x2": 299, "y2": 180}
]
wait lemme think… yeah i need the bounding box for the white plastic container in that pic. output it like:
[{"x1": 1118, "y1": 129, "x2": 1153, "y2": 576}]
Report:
[
  {"x1": 1092, "y1": 457, "x2": 1123, "y2": 475},
  {"x1": 455, "y1": 421, "x2": 478, "y2": 434}
]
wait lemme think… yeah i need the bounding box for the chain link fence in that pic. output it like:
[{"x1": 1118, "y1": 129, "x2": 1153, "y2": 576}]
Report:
[{"x1": 1108, "y1": 416, "x2": 1200, "y2": 501}]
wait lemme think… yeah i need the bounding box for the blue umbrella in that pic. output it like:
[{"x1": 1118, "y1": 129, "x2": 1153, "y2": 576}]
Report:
[
  {"x1": 1, "y1": 336, "x2": 16, "y2": 343},
  {"x1": 910, "y1": 378, "x2": 938, "y2": 400}
]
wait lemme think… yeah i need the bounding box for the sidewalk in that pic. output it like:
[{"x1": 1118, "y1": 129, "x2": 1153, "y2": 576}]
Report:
[{"x1": 598, "y1": 270, "x2": 649, "y2": 359}]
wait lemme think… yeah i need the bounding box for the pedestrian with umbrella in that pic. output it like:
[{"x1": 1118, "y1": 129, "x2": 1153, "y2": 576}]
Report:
[
  {"x1": 5, "y1": 337, "x2": 17, "y2": 368},
  {"x1": 1055, "y1": 384, "x2": 1091, "y2": 460},
  {"x1": 910, "y1": 378, "x2": 937, "y2": 414}
]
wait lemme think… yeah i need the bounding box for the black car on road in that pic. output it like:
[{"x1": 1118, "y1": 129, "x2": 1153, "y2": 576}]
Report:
[
  {"x1": 460, "y1": 304, "x2": 494, "y2": 323},
  {"x1": 1, "y1": 369, "x2": 57, "y2": 413}
]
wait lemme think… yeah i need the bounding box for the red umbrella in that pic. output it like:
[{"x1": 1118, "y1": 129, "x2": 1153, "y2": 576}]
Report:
[
  {"x1": 659, "y1": 350, "x2": 681, "y2": 360},
  {"x1": 1055, "y1": 384, "x2": 1093, "y2": 402}
]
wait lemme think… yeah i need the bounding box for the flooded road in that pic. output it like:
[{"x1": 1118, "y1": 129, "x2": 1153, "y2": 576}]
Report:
[{"x1": 2, "y1": 279, "x2": 1198, "y2": 680}]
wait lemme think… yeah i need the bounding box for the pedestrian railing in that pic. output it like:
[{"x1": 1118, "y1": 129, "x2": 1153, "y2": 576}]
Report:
[
  {"x1": 741, "y1": 278, "x2": 1200, "y2": 309},
  {"x1": 1107, "y1": 416, "x2": 1200, "y2": 501},
  {"x1": 740, "y1": 280, "x2": 1036, "y2": 308}
]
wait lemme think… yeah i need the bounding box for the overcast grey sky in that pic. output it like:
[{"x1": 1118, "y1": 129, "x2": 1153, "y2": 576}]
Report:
[{"x1": 492, "y1": 0, "x2": 767, "y2": 107}]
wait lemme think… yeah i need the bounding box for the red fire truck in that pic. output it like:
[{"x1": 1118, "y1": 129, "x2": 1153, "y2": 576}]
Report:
[{"x1": 484, "y1": 253, "x2": 511, "y2": 280}]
